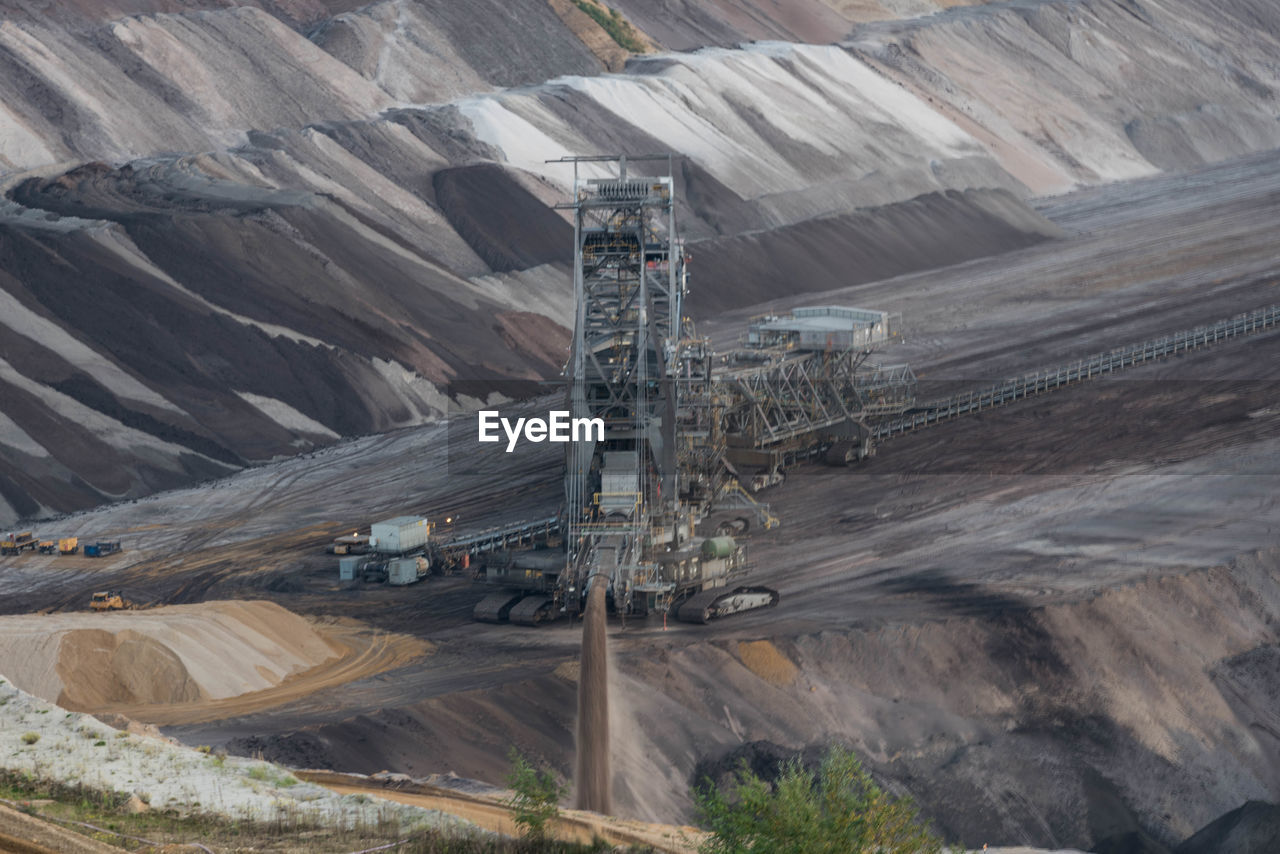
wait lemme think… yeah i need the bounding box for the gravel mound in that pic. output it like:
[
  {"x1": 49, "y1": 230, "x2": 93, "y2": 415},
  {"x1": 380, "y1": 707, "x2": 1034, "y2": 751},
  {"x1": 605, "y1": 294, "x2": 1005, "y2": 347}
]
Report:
[{"x1": 0, "y1": 600, "x2": 340, "y2": 710}]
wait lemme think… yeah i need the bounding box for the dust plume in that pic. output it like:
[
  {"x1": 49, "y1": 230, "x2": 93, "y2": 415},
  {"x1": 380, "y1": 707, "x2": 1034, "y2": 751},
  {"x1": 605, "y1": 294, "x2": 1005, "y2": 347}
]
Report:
[{"x1": 575, "y1": 582, "x2": 611, "y2": 813}]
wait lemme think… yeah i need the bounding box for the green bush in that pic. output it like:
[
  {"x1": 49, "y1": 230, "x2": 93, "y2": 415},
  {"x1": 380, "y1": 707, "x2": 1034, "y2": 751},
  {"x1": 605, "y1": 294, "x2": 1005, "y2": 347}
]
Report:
[
  {"x1": 693, "y1": 746, "x2": 942, "y2": 854},
  {"x1": 19, "y1": 731, "x2": 39, "y2": 745},
  {"x1": 503, "y1": 747, "x2": 565, "y2": 842},
  {"x1": 571, "y1": 0, "x2": 646, "y2": 52}
]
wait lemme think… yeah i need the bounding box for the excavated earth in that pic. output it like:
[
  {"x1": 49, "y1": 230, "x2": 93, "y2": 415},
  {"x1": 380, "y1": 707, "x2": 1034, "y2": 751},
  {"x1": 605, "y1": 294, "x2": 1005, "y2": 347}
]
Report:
[
  {"x1": 1, "y1": 149, "x2": 1279, "y2": 851},
  {"x1": 1, "y1": 0, "x2": 1279, "y2": 524},
  {"x1": 2, "y1": 0, "x2": 1280, "y2": 851}
]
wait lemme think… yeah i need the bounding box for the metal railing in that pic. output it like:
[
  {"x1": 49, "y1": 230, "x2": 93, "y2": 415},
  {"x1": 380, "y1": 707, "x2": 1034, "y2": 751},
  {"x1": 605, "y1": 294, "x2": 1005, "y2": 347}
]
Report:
[{"x1": 874, "y1": 303, "x2": 1280, "y2": 441}]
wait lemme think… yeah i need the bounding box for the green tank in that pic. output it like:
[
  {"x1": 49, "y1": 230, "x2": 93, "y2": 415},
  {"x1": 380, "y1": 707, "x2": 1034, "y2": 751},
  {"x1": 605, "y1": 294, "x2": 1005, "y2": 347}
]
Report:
[{"x1": 701, "y1": 536, "x2": 737, "y2": 559}]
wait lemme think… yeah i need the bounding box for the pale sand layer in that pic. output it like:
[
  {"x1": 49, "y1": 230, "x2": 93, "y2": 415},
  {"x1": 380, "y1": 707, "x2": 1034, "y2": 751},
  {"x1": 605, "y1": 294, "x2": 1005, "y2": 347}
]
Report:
[{"x1": 0, "y1": 600, "x2": 341, "y2": 709}]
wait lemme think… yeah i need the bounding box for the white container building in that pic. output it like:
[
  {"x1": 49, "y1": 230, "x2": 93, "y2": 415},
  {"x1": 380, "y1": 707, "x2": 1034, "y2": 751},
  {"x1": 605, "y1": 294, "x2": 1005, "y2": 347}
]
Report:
[{"x1": 371, "y1": 516, "x2": 431, "y2": 554}]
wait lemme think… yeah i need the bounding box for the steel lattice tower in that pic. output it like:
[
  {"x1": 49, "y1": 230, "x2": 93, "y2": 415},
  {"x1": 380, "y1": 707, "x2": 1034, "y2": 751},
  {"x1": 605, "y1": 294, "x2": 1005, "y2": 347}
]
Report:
[{"x1": 555, "y1": 155, "x2": 684, "y2": 613}]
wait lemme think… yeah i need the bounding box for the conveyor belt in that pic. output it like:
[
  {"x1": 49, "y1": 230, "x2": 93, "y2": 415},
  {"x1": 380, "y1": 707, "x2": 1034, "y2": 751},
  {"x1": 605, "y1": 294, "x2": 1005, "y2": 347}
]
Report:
[{"x1": 875, "y1": 302, "x2": 1280, "y2": 442}]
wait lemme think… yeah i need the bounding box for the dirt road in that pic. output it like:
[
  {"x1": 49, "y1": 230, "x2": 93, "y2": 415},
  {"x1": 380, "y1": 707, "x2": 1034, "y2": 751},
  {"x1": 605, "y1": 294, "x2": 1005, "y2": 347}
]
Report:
[
  {"x1": 297, "y1": 771, "x2": 704, "y2": 853},
  {"x1": 0, "y1": 803, "x2": 123, "y2": 854}
]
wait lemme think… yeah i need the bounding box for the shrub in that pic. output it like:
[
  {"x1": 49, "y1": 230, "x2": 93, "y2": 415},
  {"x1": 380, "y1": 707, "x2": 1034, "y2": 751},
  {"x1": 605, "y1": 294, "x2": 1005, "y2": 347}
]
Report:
[
  {"x1": 503, "y1": 747, "x2": 565, "y2": 842},
  {"x1": 20, "y1": 732, "x2": 39, "y2": 745},
  {"x1": 694, "y1": 746, "x2": 942, "y2": 854},
  {"x1": 571, "y1": 0, "x2": 646, "y2": 52}
]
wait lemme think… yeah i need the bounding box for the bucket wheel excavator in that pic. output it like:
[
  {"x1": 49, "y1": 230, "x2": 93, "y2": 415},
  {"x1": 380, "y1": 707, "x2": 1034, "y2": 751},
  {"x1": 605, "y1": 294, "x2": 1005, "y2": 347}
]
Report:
[{"x1": 473, "y1": 155, "x2": 916, "y2": 625}]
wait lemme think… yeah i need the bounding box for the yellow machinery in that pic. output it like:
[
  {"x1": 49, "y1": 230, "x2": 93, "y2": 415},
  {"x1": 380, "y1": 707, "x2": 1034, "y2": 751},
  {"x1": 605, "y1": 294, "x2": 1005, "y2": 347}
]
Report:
[
  {"x1": 89, "y1": 591, "x2": 134, "y2": 611},
  {"x1": 1, "y1": 531, "x2": 36, "y2": 556},
  {"x1": 58, "y1": 537, "x2": 79, "y2": 555}
]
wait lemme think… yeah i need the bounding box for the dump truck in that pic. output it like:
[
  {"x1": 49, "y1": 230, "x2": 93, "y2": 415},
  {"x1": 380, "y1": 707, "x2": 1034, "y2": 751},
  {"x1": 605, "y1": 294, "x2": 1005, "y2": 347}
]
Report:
[
  {"x1": 1, "y1": 531, "x2": 37, "y2": 556},
  {"x1": 84, "y1": 540, "x2": 122, "y2": 558},
  {"x1": 89, "y1": 591, "x2": 136, "y2": 611}
]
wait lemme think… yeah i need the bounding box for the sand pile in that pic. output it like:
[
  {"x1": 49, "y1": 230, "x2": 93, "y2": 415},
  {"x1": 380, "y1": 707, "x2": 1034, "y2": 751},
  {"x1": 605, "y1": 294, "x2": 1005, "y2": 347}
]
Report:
[
  {"x1": 736, "y1": 640, "x2": 797, "y2": 687},
  {"x1": 0, "y1": 600, "x2": 341, "y2": 710}
]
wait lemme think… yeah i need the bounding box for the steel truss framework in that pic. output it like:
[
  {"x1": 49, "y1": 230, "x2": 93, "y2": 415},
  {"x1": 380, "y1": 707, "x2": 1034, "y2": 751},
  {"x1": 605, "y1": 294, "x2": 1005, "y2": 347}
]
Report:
[
  {"x1": 549, "y1": 155, "x2": 920, "y2": 613},
  {"x1": 556, "y1": 155, "x2": 685, "y2": 608},
  {"x1": 716, "y1": 349, "x2": 917, "y2": 449}
]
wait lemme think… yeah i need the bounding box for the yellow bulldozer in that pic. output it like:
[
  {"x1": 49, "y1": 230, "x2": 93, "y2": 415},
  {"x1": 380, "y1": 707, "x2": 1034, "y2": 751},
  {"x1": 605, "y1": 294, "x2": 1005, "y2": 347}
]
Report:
[{"x1": 89, "y1": 591, "x2": 137, "y2": 611}]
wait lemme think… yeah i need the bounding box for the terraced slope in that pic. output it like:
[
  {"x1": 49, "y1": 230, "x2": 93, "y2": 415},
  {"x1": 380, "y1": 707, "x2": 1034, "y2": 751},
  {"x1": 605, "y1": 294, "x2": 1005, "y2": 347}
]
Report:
[{"x1": 0, "y1": 0, "x2": 1277, "y2": 523}]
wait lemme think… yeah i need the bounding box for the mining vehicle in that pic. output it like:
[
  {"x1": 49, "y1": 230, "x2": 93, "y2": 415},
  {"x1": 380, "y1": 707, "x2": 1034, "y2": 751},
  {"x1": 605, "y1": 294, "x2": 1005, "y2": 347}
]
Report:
[
  {"x1": 327, "y1": 532, "x2": 371, "y2": 555},
  {"x1": 444, "y1": 158, "x2": 1280, "y2": 625},
  {"x1": 84, "y1": 540, "x2": 122, "y2": 558},
  {"x1": 1, "y1": 531, "x2": 37, "y2": 556},
  {"x1": 89, "y1": 591, "x2": 137, "y2": 611},
  {"x1": 327, "y1": 157, "x2": 913, "y2": 627},
  {"x1": 467, "y1": 158, "x2": 918, "y2": 626},
  {"x1": 40, "y1": 536, "x2": 79, "y2": 555},
  {"x1": 473, "y1": 157, "x2": 793, "y2": 626}
]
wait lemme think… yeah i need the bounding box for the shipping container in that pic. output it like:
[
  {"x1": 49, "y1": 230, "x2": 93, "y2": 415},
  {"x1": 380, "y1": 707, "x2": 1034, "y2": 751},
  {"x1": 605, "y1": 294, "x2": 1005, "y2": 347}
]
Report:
[
  {"x1": 370, "y1": 516, "x2": 431, "y2": 554},
  {"x1": 338, "y1": 556, "x2": 361, "y2": 581},
  {"x1": 387, "y1": 556, "x2": 429, "y2": 586}
]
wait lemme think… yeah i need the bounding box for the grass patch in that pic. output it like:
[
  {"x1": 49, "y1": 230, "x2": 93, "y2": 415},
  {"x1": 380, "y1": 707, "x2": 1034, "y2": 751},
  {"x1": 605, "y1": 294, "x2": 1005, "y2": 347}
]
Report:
[
  {"x1": 246, "y1": 764, "x2": 298, "y2": 787},
  {"x1": 0, "y1": 768, "x2": 656, "y2": 852},
  {"x1": 0, "y1": 766, "x2": 653, "y2": 852},
  {"x1": 571, "y1": 0, "x2": 646, "y2": 52}
]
